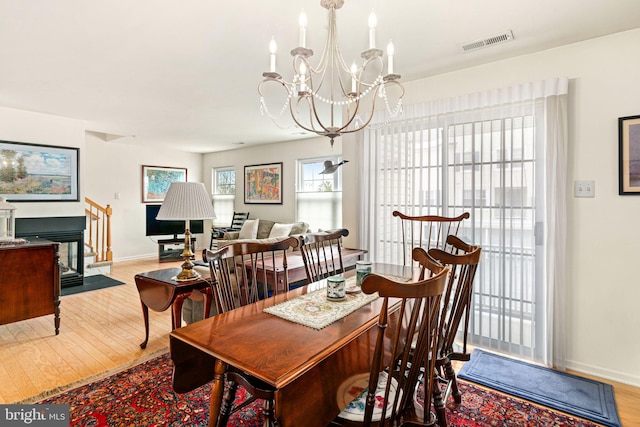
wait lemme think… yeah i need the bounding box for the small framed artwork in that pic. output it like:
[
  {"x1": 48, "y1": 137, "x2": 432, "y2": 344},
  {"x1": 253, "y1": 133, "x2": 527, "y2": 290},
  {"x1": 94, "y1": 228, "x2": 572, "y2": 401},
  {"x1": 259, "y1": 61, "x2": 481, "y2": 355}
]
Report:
[
  {"x1": 142, "y1": 165, "x2": 187, "y2": 203},
  {"x1": 0, "y1": 140, "x2": 79, "y2": 202},
  {"x1": 618, "y1": 115, "x2": 640, "y2": 195},
  {"x1": 244, "y1": 162, "x2": 283, "y2": 204}
]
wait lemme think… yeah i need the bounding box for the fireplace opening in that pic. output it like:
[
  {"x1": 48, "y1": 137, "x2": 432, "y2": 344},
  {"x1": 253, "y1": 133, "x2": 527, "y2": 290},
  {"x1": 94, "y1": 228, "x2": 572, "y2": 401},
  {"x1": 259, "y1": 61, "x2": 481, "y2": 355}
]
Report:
[
  {"x1": 59, "y1": 239, "x2": 80, "y2": 280},
  {"x1": 16, "y1": 216, "x2": 86, "y2": 288}
]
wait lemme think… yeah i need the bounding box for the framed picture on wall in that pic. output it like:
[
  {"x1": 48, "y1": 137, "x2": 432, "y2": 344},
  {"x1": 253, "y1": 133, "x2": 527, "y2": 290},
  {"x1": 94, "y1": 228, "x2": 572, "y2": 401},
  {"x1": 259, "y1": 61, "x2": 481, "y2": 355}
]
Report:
[
  {"x1": 244, "y1": 162, "x2": 283, "y2": 204},
  {"x1": 142, "y1": 165, "x2": 187, "y2": 203},
  {"x1": 618, "y1": 115, "x2": 640, "y2": 195},
  {"x1": 0, "y1": 140, "x2": 79, "y2": 202}
]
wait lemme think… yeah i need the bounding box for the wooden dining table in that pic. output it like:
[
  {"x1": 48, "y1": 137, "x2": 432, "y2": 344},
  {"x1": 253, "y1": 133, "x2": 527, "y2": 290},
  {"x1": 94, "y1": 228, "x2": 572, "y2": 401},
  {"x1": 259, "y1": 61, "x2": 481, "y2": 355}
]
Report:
[{"x1": 169, "y1": 263, "x2": 418, "y2": 427}]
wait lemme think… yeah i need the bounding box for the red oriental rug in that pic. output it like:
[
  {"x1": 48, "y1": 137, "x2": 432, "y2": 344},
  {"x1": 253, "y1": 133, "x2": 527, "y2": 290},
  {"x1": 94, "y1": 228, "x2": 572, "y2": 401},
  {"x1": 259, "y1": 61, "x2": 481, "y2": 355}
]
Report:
[{"x1": 35, "y1": 353, "x2": 602, "y2": 426}]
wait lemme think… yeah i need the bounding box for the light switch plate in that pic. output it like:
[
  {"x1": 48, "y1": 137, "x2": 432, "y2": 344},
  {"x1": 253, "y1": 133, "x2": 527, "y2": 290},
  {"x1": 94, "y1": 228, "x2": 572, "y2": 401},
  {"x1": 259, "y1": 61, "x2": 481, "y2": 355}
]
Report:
[{"x1": 574, "y1": 180, "x2": 595, "y2": 198}]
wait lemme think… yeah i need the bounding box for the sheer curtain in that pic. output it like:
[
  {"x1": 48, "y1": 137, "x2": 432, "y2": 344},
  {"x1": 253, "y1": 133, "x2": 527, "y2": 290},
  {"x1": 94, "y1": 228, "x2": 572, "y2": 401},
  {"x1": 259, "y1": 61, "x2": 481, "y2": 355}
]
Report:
[{"x1": 358, "y1": 78, "x2": 568, "y2": 368}]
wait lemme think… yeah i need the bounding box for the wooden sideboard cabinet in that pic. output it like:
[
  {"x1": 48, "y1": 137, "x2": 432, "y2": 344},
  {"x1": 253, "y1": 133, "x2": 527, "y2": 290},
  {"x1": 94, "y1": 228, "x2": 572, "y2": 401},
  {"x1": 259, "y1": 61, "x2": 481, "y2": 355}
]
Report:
[{"x1": 0, "y1": 241, "x2": 61, "y2": 335}]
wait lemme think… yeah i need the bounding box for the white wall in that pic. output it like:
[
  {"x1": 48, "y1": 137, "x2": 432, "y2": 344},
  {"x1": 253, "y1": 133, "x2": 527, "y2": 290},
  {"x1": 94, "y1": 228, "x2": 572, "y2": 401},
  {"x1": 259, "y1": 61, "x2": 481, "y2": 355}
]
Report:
[
  {"x1": 0, "y1": 106, "x2": 85, "y2": 217},
  {"x1": 85, "y1": 133, "x2": 204, "y2": 260},
  {"x1": 344, "y1": 28, "x2": 640, "y2": 386},
  {"x1": 202, "y1": 136, "x2": 341, "y2": 228}
]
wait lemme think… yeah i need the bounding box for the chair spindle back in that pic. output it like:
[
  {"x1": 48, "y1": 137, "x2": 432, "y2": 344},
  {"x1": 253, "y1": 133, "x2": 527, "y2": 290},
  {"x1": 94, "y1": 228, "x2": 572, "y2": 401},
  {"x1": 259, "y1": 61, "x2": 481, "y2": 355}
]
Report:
[
  {"x1": 205, "y1": 236, "x2": 298, "y2": 313},
  {"x1": 298, "y1": 228, "x2": 349, "y2": 283},
  {"x1": 392, "y1": 210, "x2": 470, "y2": 266}
]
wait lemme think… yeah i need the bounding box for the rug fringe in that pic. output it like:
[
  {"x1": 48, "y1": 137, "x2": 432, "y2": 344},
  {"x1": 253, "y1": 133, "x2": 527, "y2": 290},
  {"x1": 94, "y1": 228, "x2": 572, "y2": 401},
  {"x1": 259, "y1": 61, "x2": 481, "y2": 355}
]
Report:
[{"x1": 16, "y1": 347, "x2": 169, "y2": 404}]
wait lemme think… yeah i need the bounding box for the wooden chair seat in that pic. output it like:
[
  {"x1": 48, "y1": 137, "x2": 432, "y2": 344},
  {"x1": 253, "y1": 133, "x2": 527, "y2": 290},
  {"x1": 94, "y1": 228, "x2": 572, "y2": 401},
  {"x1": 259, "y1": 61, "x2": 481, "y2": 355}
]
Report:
[
  {"x1": 331, "y1": 248, "x2": 450, "y2": 427},
  {"x1": 336, "y1": 372, "x2": 403, "y2": 423}
]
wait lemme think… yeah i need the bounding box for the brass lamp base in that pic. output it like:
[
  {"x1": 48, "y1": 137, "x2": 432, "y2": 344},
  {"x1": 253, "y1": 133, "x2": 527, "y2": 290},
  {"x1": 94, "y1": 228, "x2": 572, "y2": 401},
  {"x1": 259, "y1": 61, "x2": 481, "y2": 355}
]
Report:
[{"x1": 174, "y1": 229, "x2": 201, "y2": 282}]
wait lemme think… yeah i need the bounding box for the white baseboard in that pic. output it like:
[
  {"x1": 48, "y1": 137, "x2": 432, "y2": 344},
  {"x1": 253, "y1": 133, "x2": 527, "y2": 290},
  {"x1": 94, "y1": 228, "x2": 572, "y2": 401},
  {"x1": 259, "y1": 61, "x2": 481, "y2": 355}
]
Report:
[
  {"x1": 566, "y1": 359, "x2": 640, "y2": 388},
  {"x1": 112, "y1": 253, "x2": 157, "y2": 263}
]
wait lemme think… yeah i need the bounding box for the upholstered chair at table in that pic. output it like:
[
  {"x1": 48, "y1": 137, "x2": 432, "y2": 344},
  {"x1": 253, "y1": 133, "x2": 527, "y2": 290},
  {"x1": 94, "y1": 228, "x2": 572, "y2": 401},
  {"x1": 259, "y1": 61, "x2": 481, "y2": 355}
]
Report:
[
  {"x1": 204, "y1": 236, "x2": 298, "y2": 426},
  {"x1": 330, "y1": 247, "x2": 450, "y2": 427}
]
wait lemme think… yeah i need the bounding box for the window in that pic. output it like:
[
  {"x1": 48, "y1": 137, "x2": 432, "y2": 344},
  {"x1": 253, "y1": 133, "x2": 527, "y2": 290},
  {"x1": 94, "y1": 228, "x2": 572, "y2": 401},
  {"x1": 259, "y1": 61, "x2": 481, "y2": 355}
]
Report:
[
  {"x1": 212, "y1": 167, "x2": 235, "y2": 226},
  {"x1": 296, "y1": 156, "x2": 343, "y2": 231},
  {"x1": 214, "y1": 168, "x2": 236, "y2": 195}
]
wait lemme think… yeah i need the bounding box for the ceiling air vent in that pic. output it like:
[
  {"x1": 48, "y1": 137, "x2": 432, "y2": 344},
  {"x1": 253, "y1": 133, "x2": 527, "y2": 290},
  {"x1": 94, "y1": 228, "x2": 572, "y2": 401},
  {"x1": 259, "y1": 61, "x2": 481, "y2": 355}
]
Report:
[{"x1": 459, "y1": 30, "x2": 514, "y2": 52}]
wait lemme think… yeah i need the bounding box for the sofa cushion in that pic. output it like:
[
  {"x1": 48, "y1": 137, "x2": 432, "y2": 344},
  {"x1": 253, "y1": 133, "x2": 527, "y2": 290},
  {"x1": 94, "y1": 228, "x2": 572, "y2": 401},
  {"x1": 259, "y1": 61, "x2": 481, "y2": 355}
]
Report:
[
  {"x1": 269, "y1": 223, "x2": 294, "y2": 238},
  {"x1": 218, "y1": 237, "x2": 287, "y2": 248},
  {"x1": 289, "y1": 222, "x2": 309, "y2": 236},
  {"x1": 256, "y1": 219, "x2": 276, "y2": 239},
  {"x1": 238, "y1": 219, "x2": 259, "y2": 239},
  {"x1": 182, "y1": 291, "x2": 219, "y2": 325},
  {"x1": 223, "y1": 219, "x2": 309, "y2": 241}
]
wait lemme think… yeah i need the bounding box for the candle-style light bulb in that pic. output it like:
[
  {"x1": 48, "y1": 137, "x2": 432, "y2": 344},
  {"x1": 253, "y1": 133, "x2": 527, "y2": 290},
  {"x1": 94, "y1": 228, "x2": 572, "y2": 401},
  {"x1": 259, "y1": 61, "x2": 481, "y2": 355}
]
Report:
[
  {"x1": 299, "y1": 62, "x2": 307, "y2": 92},
  {"x1": 368, "y1": 12, "x2": 377, "y2": 49},
  {"x1": 299, "y1": 10, "x2": 307, "y2": 48},
  {"x1": 269, "y1": 37, "x2": 277, "y2": 72},
  {"x1": 350, "y1": 62, "x2": 358, "y2": 93},
  {"x1": 387, "y1": 40, "x2": 395, "y2": 74}
]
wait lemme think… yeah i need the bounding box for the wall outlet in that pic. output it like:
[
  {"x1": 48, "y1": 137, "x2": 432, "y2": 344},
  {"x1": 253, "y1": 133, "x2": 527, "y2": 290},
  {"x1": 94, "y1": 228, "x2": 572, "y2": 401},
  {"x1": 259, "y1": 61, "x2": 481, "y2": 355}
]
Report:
[{"x1": 574, "y1": 181, "x2": 595, "y2": 198}]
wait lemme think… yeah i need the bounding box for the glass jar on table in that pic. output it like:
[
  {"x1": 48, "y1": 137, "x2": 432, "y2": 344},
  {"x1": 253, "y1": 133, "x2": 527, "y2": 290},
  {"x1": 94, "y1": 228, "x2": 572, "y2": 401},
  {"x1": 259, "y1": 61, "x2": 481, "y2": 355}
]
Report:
[{"x1": 355, "y1": 260, "x2": 372, "y2": 287}]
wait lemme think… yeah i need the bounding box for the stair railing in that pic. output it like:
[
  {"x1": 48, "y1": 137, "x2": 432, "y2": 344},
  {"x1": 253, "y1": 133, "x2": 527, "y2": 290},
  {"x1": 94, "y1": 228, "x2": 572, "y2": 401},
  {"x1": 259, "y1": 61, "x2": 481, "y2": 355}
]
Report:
[{"x1": 85, "y1": 197, "x2": 113, "y2": 262}]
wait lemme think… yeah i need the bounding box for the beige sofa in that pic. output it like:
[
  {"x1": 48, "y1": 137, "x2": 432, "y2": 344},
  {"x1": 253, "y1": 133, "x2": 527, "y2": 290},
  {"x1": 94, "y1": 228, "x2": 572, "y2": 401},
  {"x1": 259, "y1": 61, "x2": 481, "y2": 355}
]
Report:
[
  {"x1": 183, "y1": 219, "x2": 309, "y2": 324},
  {"x1": 221, "y1": 219, "x2": 309, "y2": 242}
]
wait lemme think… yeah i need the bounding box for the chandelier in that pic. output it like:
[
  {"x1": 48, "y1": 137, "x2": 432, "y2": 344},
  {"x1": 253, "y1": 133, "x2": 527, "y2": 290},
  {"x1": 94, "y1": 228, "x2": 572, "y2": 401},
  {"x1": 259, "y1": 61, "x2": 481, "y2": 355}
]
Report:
[{"x1": 258, "y1": 0, "x2": 404, "y2": 147}]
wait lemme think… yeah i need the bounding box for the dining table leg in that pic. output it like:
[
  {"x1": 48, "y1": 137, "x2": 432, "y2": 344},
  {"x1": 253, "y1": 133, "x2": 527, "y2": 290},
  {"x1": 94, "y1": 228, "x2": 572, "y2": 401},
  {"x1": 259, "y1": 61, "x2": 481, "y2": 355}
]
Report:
[{"x1": 209, "y1": 358, "x2": 228, "y2": 427}]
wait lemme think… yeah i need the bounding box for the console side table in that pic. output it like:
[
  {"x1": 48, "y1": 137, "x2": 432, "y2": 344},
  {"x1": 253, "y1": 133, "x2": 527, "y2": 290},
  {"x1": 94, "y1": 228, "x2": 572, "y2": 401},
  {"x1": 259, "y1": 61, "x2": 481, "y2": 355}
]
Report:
[
  {"x1": 0, "y1": 240, "x2": 61, "y2": 335},
  {"x1": 135, "y1": 267, "x2": 213, "y2": 349}
]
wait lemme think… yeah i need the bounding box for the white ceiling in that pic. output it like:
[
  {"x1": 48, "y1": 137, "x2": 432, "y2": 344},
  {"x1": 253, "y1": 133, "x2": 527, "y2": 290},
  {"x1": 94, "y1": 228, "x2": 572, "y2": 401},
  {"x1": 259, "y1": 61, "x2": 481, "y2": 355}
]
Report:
[{"x1": 1, "y1": 0, "x2": 639, "y2": 153}]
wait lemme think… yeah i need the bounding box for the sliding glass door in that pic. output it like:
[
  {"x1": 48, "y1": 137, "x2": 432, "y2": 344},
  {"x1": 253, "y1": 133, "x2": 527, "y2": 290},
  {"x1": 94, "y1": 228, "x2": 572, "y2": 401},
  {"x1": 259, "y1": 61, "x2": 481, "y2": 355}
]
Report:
[{"x1": 361, "y1": 79, "x2": 567, "y2": 365}]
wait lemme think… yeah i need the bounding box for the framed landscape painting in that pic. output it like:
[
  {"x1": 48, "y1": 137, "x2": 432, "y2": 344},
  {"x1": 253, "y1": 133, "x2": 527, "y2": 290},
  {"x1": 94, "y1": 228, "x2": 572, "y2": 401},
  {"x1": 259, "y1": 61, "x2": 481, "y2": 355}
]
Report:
[
  {"x1": 0, "y1": 140, "x2": 79, "y2": 202},
  {"x1": 244, "y1": 162, "x2": 282, "y2": 204},
  {"x1": 618, "y1": 115, "x2": 640, "y2": 195},
  {"x1": 142, "y1": 165, "x2": 187, "y2": 203}
]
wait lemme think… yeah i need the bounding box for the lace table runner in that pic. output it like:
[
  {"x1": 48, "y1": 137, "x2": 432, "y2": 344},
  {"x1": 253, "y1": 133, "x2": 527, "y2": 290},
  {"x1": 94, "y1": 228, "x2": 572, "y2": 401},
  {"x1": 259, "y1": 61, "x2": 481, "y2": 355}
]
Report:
[{"x1": 263, "y1": 277, "x2": 379, "y2": 330}]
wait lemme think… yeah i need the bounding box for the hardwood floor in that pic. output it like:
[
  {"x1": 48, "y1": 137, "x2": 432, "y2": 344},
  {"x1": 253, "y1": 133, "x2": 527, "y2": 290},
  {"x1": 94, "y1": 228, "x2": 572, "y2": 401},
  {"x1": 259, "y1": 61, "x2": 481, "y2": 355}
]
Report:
[
  {"x1": 0, "y1": 256, "x2": 638, "y2": 426},
  {"x1": 0, "y1": 257, "x2": 180, "y2": 404}
]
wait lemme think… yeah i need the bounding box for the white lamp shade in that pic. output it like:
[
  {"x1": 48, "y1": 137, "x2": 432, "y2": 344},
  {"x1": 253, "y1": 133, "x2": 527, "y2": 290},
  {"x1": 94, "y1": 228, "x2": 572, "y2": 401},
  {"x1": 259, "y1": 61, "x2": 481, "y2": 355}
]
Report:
[{"x1": 156, "y1": 182, "x2": 216, "y2": 221}]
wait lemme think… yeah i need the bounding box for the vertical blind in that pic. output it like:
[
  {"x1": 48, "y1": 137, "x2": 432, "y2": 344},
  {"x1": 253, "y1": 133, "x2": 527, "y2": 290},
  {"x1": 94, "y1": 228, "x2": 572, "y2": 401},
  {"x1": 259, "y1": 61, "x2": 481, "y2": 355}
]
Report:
[{"x1": 360, "y1": 78, "x2": 568, "y2": 367}]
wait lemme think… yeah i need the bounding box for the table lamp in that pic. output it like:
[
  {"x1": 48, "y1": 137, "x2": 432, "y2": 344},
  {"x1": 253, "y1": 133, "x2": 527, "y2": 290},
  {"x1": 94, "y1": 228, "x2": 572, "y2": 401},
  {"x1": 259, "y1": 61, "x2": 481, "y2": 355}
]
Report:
[
  {"x1": 0, "y1": 196, "x2": 17, "y2": 241},
  {"x1": 156, "y1": 182, "x2": 215, "y2": 281}
]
